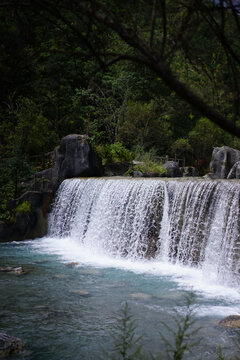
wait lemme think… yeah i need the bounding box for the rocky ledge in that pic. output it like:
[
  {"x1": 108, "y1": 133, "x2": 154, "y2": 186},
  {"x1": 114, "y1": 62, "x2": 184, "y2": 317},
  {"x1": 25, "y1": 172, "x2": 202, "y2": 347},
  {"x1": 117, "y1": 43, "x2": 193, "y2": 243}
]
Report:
[{"x1": 0, "y1": 134, "x2": 102, "y2": 242}]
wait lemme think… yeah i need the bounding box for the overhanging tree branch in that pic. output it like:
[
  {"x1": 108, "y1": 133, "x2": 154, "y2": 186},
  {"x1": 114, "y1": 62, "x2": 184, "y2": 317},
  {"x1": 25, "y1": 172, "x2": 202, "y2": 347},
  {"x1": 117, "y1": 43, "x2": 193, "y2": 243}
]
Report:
[
  {"x1": 150, "y1": 0, "x2": 157, "y2": 49},
  {"x1": 74, "y1": 0, "x2": 240, "y2": 137},
  {"x1": 7, "y1": 0, "x2": 240, "y2": 137},
  {"x1": 32, "y1": 0, "x2": 106, "y2": 69}
]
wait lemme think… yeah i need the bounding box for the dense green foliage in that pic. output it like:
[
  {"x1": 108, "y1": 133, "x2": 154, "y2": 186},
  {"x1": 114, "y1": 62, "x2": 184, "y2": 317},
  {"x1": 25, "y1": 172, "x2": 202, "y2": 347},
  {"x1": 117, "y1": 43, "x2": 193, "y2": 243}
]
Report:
[
  {"x1": 95, "y1": 142, "x2": 134, "y2": 165},
  {"x1": 15, "y1": 201, "x2": 31, "y2": 215},
  {"x1": 1, "y1": 0, "x2": 240, "y2": 218}
]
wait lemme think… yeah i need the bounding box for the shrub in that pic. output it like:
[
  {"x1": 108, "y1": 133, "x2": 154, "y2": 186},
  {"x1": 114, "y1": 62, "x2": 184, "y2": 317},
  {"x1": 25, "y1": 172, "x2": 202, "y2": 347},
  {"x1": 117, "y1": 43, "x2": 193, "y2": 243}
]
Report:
[
  {"x1": 15, "y1": 201, "x2": 31, "y2": 214},
  {"x1": 171, "y1": 138, "x2": 193, "y2": 164},
  {"x1": 102, "y1": 294, "x2": 201, "y2": 360},
  {"x1": 158, "y1": 293, "x2": 200, "y2": 360},
  {"x1": 133, "y1": 162, "x2": 167, "y2": 175},
  {"x1": 101, "y1": 302, "x2": 144, "y2": 360},
  {"x1": 128, "y1": 149, "x2": 167, "y2": 175},
  {"x1": 95, "y1": 142, "x2": 134, "y2": 165}
]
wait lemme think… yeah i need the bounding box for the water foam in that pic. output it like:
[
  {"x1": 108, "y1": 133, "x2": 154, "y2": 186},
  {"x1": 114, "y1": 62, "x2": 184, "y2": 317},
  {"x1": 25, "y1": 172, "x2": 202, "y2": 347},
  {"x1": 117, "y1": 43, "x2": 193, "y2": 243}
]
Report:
[
  {"x1": 32, "y1": 177, "x2": 240, "y2": 308},
  {"x1": 31, "y1": 235, "x2": 240, "y2": 305}
]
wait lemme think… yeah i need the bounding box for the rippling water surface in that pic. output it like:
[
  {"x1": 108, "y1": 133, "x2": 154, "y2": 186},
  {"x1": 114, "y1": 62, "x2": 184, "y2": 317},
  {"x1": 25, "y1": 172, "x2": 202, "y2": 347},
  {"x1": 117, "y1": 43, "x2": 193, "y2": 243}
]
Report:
[{"x1": 1, "y1": 238, "x2": 240, "y2": 360}]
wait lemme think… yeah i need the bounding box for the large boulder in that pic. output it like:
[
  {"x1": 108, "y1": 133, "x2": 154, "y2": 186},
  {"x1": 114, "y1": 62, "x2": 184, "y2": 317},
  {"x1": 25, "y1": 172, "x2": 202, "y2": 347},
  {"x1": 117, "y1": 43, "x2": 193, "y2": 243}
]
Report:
[
  {"x1": 227, "y1": 161, "x2": 240, "y2": 179},
  {"x1": 31, "y1": 134, "x2": 102, "y2": 191},
  {"x1": 0, "y1": 191, "x2": 53, "y2": 242},
  {"x1": 162, "y1": 161, "x2": 182, "y2": 177},
  {"x1": 0, "y1": 331, "x2": 25, "y2": 357},
  {"x1": 56, "y1": 134, "x2": 102, "y2": 186},
  {"x1": 209, "y1": 146, "x2": 240, "y2": 179}
]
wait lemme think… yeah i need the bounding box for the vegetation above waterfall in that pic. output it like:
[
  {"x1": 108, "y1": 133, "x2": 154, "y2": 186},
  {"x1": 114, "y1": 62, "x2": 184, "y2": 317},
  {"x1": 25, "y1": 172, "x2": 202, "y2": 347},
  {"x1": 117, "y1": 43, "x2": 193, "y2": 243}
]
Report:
[{"x1": 1, "y1": 0, "x2": 240, "y2": 218}]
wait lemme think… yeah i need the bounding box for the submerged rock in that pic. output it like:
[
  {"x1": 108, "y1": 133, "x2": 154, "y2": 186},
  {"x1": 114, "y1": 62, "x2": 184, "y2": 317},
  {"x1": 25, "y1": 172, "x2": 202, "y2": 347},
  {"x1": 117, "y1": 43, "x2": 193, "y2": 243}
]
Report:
[
  {"x1": 43, "y1": 310, "x2": 72, "y2": 319},
  {"x1": 0, "y1": 331, "x2": 25, "y2": 357},
  {"x1": 80, "y1": 269, "x2": 100, "y2": 275},
  {"x1": 54, "y1": 274, "x2": 69, "y2": 279},
  {"x1": 218, "y1": 315, "x2": 240, "y2": 328},
  {"x1": 0, "y1": 266, "x2": 24, "y2": 275},
  {"x1": 130, "y1": 292, "x2": 151, "y2": 300},
  {"x1": 69, "y1": 289, "x2": 90, "y2": 297},
  {"x1": 9, "y1": 267, "x2": 24, "y2": 275},
  {"x1": 34, "y1": 306, "x2": 72, "y2": 320},
  {"x1": 65, "y1": 262, "x2": 79, "y2": 267}
]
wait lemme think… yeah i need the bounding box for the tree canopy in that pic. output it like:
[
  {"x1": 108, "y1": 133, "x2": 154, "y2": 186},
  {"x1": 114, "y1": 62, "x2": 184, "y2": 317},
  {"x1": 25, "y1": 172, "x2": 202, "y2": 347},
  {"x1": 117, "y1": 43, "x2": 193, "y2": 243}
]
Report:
[
  {"x1": 22, "y1": 0, "x2": 240, "y2": 136},
  {"x1": 1, "y1": 0, "x2": 240, "y2": 217}
]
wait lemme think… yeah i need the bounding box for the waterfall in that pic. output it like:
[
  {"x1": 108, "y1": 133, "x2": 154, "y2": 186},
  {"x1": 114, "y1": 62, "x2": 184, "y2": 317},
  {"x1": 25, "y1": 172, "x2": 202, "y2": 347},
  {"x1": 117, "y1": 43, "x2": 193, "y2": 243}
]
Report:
[{"x1": 48, "y1": 178, "x2": 240, "y2": 287}]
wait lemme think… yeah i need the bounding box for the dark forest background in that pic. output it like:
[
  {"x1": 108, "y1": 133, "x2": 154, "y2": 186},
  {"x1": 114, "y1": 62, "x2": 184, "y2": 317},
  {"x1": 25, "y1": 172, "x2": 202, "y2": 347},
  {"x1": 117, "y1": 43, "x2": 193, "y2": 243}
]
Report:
[{"x1": 1, "y1": 0, "x2": 240, "y2": 218}]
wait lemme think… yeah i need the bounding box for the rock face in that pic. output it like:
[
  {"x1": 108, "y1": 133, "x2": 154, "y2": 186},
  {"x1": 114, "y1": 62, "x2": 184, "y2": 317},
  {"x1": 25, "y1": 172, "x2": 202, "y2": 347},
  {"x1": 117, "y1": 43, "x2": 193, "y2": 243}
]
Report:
[
  {"x1": 181, "y1": 166, "x2": 198, "y2": 177},
  {"x1": 1, "y1": 134, "x2": 102, "y2": 242},
  {"x1": 162, "y1": 161, "x2": 182, "y2": 177},
  {"x1": 0, "y1": 191, "x2": 52, "y2": 242},
  {"x1": 227, "y1": 161, "x2": 240, "y2": 179},
  {"x1": 56, "y1": 134, "x2": 102, "y2": 186},
  {"x1": 0, "y1": 331, "x2": 25, "y2": 357},
  {"x1": 209, "y1": 146, "x2": 240, "y2": 179},
  {"x1": 32, "y1": 134, "x2": 102, "y2": 191},
  {"x1": 218, "y1": 315, "x2": 240, "y2": 328}
]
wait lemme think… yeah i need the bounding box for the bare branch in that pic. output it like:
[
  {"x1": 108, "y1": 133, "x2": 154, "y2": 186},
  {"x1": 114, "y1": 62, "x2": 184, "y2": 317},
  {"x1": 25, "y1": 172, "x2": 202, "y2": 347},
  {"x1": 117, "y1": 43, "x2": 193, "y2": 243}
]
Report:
[
  {"x1": 199, "y1": 3, "x2": 240, "y2": 67},
  {"x1": 159, "y1": 0, "x2": 167, "y2": 57},
  {"x1": 226, "y1": 0, "x2": 240, "y2": 33},
  {"x1": 166, "y1": 6, "x2": 194, "y2": 61},
  {"x1": 104, "y1": 54, "x2": 148, "y2": 68},
  {"x1": 150, "y1": 0, "x2": 157, "y2": 49}
]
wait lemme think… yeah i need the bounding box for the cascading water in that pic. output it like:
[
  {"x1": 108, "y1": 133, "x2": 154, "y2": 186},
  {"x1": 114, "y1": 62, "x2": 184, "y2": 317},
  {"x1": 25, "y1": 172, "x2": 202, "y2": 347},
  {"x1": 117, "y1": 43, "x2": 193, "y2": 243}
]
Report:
[
  {"x1": 1, "y1": 177, "x2": 240, "y2": 360},
  {"x1": 48, "y1": 178, "x2": 240, "y2": 287}
]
